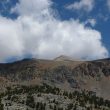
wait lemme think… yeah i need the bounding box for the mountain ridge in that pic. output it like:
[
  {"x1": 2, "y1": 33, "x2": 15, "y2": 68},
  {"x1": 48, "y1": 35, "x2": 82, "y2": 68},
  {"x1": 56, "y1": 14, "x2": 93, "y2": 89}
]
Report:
[
  {"x1": 0, "y1": 57, "x2": 110, "y2": 109},
  {"x1": 0, "y1": 57, "x2": 110, "y2": 99}
]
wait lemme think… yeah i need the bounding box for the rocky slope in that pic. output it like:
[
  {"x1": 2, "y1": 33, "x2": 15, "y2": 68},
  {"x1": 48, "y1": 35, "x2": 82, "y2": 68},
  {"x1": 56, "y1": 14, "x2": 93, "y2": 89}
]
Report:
[
  {"x1": 1, "y1": 84, "x2": 110, "y2": 110},
  {"x1": 0, "y1": 58, "x2": 110, "y2": 100},
  {"x1": 0, "y1": 57, "x2": 110, "y2": 109}
]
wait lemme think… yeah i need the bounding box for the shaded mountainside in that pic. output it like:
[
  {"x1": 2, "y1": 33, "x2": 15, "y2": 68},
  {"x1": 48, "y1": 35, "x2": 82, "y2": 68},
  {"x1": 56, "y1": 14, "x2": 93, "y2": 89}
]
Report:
[{"x1": 0, "y1": 58, "x2": 110, "y2": 99}]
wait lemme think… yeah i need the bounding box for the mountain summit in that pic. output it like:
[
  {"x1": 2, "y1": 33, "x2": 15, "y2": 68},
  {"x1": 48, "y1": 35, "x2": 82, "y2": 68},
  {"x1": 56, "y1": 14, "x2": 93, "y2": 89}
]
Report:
[{"x1": 54, "y1": 55, "x2": 77, "y2": 61}]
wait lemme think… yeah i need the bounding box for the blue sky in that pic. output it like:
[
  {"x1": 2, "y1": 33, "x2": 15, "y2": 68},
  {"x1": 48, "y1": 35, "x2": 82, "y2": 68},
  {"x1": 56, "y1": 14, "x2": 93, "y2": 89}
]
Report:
[{"x1": 0, "y1": 0, "x2": 110, "y2": 62}]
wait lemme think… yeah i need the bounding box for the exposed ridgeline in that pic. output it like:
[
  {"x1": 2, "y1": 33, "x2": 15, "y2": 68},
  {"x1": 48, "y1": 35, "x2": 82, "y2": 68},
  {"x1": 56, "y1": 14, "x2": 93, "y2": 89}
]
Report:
[{"x1": 0, "y1": 57, "x2": 110, "y2": 100}]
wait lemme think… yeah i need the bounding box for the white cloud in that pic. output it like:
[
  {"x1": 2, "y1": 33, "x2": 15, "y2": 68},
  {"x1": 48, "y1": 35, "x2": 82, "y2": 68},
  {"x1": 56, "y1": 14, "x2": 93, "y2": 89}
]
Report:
[
  {"x1": 0, "y1": 0, "x2": 108, "y2": 62},
  {"x1": 85, "y1": 19, "x2": 96, "y2": 27},
  {"x1": 66, "y1": 0, "x2": 94, "y2": 12},
  {"x1": 107, "y1": 0, "x2": 110, "y2": 10},
  {"x1": 11, "y1": 0, "x2": 52, "y2": 17}
]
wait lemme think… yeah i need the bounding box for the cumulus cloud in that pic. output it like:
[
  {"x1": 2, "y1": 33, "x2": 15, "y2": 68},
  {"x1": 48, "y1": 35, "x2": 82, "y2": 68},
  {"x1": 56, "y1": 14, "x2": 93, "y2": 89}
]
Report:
[
  {"x1": 66, "y1": 0, "x2": 94, "y2": 12},
  {"x1": 0, "y1": 0, "x2": 108, "y2": 62}
]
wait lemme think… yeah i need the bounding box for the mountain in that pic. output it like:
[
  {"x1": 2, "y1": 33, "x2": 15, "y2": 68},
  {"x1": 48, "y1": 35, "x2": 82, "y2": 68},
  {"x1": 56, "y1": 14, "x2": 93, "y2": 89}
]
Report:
[
  {"x1": 54, "y1": 55, "x2": 75, "y2": 61},
  {"x1": 0, "y1": 57, "x2": 110, "y2": 109}
]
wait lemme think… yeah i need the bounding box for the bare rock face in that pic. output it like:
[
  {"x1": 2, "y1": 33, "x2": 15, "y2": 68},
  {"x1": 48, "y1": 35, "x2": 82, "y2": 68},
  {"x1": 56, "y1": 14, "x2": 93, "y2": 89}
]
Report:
[{"x1": 0, "y1": 58, "x2": 110, "y2": 99}]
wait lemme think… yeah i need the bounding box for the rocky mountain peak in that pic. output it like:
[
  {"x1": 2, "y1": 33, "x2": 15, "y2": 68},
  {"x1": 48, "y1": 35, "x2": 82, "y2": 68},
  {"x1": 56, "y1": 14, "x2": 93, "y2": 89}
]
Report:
[{"x1": 54, "y1": 55, "x2": 75, "y2": 61}]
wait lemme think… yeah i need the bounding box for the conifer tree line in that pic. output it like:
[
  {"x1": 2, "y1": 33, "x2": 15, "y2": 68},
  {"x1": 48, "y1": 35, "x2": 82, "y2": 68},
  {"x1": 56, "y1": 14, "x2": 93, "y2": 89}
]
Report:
[{"x1": 0, "y1": 83, "x2": 109, "y2": 110}]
